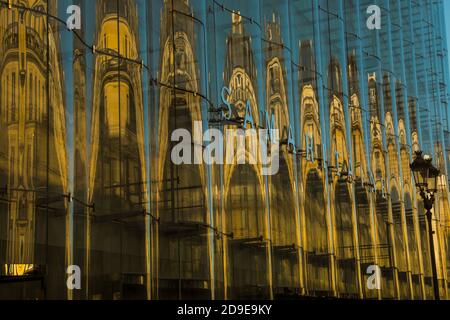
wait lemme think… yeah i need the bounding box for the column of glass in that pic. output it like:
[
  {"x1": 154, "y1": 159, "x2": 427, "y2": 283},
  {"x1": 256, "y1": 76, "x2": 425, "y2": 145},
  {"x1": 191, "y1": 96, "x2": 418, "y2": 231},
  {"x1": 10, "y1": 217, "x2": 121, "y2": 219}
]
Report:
[
  {"x1": 412, "y1": 0, "x2": 439, "y2": 299},
  {"x1": 260, "y1": 0, "x2": 302, "y2": 298},
  {"x1": 436, "y1": 0, "x2": 450, "y2": 297},
  {"x1": 401, "y1": 0, "x2": 427, "y2": 300},
  {"x1": 317, "y1": 0, "x2": 360, "y2": 298},
  {"x1": 427, "y1": 0, "x2": 450, "y2": 299},
  {"x1": 207, "y1": 0, "x2": 273, "y2": 299},
  {"x1": 290, "y1": 0, "x2": 334, "y2": 297},
  {"x1": 359, "y1": 0, "x2": 396, "y2": 300},
  {"x1": 148, "y1": 0, "x2": 213, "y2": 300},
  {"x1": 0, "y1": 0, "x2": 66, "y2": 299},
  {"x1": 343, "y1": 0, "x2": 380, "y2": 300},
  {"x1": 387, "y1": 0, "x2": 416, "y2": 299}
]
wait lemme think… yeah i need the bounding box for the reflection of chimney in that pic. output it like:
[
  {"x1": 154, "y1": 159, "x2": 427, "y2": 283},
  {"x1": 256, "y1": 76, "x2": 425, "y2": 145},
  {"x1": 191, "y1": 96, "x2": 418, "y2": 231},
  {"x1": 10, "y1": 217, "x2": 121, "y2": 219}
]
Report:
[{"x1": 232, "y1": 12, "x2": 243, "y2": 34}]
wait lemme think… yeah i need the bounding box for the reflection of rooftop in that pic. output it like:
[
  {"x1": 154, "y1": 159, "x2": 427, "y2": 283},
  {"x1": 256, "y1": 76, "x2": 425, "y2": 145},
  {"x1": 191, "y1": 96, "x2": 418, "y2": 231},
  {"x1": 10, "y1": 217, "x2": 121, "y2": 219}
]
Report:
[
  {"x1": 99, "y1": 57, "x2": 133, "y2": 76},
  {"x1": 26, "y1": 26, "x2": 45, "y2": 57}
]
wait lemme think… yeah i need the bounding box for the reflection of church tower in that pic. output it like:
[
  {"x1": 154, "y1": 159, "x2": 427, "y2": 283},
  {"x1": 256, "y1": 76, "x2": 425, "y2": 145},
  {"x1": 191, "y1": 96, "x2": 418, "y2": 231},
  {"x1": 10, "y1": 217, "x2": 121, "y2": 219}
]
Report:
[
  {"x1": 88, "y1": 0, "x2": 147, "y2": 299},
  {"x1": 298, "y1": 40, "x2": 330, "y2": 296},
  {"x1": 224, "y1": 13, "x2": 258, "y2": 117},
  {"x1": 222, "y1": 12, "x2": 270, "y2": 300},
  {"x1": 265, "y1": 14, "x2": 289, "y2": 130},
  {"x1": 328, "y1": 57, "x2": 357, "y2": 297},
  {"x1": 0, "y1": 0, "x2": 67, "y2": 273}
]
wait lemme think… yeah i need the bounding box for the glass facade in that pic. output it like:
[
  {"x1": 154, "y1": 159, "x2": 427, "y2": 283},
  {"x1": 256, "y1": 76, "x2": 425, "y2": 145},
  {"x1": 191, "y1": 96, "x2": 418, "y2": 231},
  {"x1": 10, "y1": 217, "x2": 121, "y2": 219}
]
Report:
[{"x1": 0, "y1": 0, "x2": 449, "y2": 300}]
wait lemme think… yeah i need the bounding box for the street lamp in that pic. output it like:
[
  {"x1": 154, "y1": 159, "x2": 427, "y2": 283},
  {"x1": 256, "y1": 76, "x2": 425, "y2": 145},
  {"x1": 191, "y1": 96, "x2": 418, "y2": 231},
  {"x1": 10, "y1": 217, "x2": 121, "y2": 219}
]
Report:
[{"x1": 410, "y1": 150, "x2": 440, "y2": 300}]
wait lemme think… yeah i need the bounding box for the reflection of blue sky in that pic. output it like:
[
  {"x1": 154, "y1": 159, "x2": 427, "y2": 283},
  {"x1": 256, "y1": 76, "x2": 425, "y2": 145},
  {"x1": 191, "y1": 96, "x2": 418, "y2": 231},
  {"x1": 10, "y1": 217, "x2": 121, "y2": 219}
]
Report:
[{"x1": 136, "y1": 0, "x2": 151, "y2": 213}]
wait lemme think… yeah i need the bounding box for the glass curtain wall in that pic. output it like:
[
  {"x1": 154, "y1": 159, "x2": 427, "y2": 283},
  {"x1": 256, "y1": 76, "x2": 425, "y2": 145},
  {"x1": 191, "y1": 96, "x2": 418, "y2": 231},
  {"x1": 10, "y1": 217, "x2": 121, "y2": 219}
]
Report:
[{"x1": 0, "y1": 0, "x2": 449, "y2": 300}]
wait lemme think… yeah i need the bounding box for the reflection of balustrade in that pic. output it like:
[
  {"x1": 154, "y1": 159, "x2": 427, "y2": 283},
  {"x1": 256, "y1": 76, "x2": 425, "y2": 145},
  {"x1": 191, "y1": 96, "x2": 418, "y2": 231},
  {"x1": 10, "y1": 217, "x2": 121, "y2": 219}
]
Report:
[
  {"x1": 2, "y1": 23, "x2": 18, "y2": 52},
  {"x1": 25, "y1": 27, "x2": 44, "y2": 58}
]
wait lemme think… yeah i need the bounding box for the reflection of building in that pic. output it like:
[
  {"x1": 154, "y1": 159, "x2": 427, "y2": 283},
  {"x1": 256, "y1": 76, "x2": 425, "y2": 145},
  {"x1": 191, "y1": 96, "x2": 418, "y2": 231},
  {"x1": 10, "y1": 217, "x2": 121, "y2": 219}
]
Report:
[
  {"x1": 87, "y1": 0, "x2": 148, "y2": 300},
  {"x1": 1, "y1": 0, "x2": 450, "y2": 300},
  {"x1": 221, "y1": 12, "x2": 269, "y2": 300},
  {"x1": 0, "y1": 0, "x2": 68, "y2": 299},
  {"x1": 264, "y1": 14, "x2": 299, "y2": 298},
  {"x1": 152, "y1": 0, "x2": 209, "y2": 300}
]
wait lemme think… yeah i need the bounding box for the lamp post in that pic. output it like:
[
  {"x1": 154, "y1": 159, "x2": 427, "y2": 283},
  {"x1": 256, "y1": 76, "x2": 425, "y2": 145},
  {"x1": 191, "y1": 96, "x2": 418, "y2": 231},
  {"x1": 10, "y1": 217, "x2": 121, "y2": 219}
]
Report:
[{"x1": 410, "y1": 150, "x2": 441, "y2": 300}]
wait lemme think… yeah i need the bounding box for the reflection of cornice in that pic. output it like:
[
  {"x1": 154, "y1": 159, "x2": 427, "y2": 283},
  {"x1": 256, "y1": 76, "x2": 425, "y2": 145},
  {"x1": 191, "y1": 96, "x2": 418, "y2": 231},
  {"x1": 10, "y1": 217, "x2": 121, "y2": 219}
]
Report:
[
  {"x1": 96, "y1": 59, "x2": 137, "y2": 85},
  {"x1": 301, "y1": 85, "x2": 320, "y2": 131},
  {"x1": 1, "y1": 52, "x2": 46, "y2": 75},
  {"x1": 1, "y1": 29, "x2": 47, "y2": 73}
]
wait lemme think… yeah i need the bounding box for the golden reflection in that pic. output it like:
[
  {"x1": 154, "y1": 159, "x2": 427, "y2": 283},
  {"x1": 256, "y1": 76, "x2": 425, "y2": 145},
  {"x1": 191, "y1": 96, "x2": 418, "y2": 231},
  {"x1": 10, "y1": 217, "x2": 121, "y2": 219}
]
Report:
[
  {"x1": 0, "y1": 0, "x2": 68, "y2": 267},
  {"x1": 220, "y1": 11, "x2": 270, "y2": 300},
  {"x1": 264, "y1": 14, "x2": 300, "y2": 297},
  {"x1": 87, "y1": 0, "x2": 148, "y2": 300},
  {"x1": 3, "y1": 263, "x2": 34, "y2": 276},
  {"x1": 298, "y1": 40, "x2": 330, "y2": 295},
  {"x1": 152, "y1": 0, "x2": 211, "y2": 300}
]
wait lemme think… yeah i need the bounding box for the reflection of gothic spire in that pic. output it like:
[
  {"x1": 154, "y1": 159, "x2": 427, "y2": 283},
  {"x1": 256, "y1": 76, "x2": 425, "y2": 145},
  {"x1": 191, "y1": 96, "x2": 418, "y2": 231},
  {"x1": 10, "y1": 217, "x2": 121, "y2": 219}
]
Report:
[
  {"x1": 299, "y1": 40, "x2": 316, "y2": 85},
  {"x1": 328, "y1": 57, "x2": 342, "y2": 97},
  {"x1": 265, "y1": 13, "x2": 281, "y2": 44},
  {"x1": 232, "y1": 11, "x2": 243, "y2": 34},
  {"x1": 347, "y1": 54, "x2": 359, "y2": 97},
  {"x1": 224, "y1": 12, "x2": 257, "y2": 95}
]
